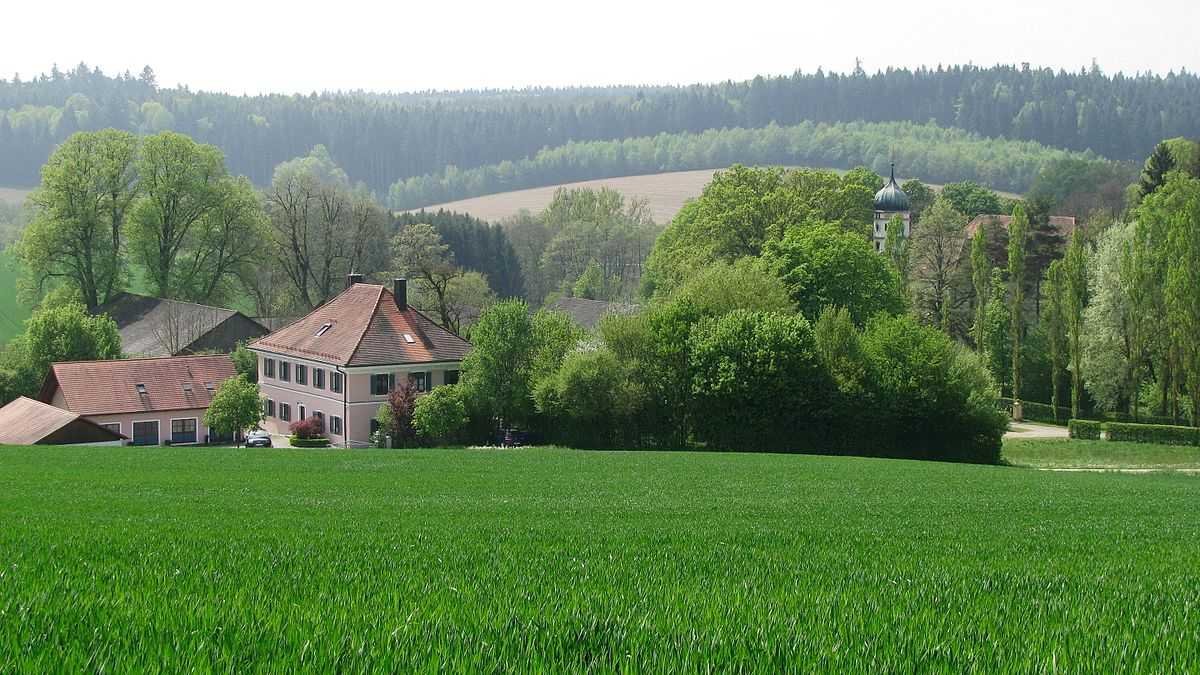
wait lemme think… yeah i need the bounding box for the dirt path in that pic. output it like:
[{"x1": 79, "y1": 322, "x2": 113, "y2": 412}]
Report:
[{"x1": 1004, "y1": 422, "x2": 1070, "y2": 440}]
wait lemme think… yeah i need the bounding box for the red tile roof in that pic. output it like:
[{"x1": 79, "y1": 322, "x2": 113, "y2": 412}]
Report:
[
  {"x1": 41, "y1": 354, "x2": 237, "y2": 416},
  {"x1": 249, "y1": 283, "x2": 471, "y2": 367},
  {"x1": 964, "y1": 214, "x2": 1077, "y2": 239},
  {"x1": 0, "y1": 397, "x2": 126, "y2": 445}
]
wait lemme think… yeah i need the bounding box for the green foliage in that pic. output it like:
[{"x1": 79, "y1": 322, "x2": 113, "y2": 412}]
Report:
[
  {"x1": 1161, "y1": 174, "x2": 1200, "y2": 424},
  {"x1": 860, "y1": 315, "x2": 1006, "y2": 462},
  {"x1": 230, "y1": 342, "x2": 257, "y2": 384},
  {"x1": 981, "y1": 268, "x2": 1012, "y2": 392},
  {"x1": 1007, "y1": 205, "x2": 1029, "y2": 402},
  {"x1": 970, "y1": 219, "x2": 990, "y2": 348},
  {"x1": 1068, "y1": 419, "x2": 1103, "y2": 440},
  {"x1": 1103, "y1": 422, "x2": 1199, "y2": 446},
  {"x1": 762, "y1": 222, "x2": 904, "y2": 325},
  {"x1": 3, "y1": 446, "x2": 1199, "y2": 669},
  {"x1": 908, "y1": 196, "x2": 968, "y2": 327},
  {"x1": 393, "y1": 209, "x2": 525, "y2": 299},
  {"x1": 688, "y1": 310, "x2": 833, "y2": 452},
  {"x1": 938, "y1": 181, "x2": 1004, "y2": 218},
  {"x1": 900, "y1": 179, "x2": 935, "y2": 221},
  {"x1": 667, "y1": 258, "x2": 793, "y2": 317},
  {"x1": 1061, "y1": 230, "x2": 1089, "y2": 418},
  {"x1": 288, "y1": 436, "x2": 332, "y2": 448},
  {"x1": 0, "y1": 302, "x2": 122, "y2": 403},
  {"x1": 203, "y1": 375, "x2": 262, "y2": 446},
  {"x1": 534, "y1": 347, "x2": 636, "y2": 449},
  {"x1": 412, "y1": 384, "x2": 469, "y2": 444},
  {"x1": 571, "y1": 260, "x2": 613, "y2": 301}
]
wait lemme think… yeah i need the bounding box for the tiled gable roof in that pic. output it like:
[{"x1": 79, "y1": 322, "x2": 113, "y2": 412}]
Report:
[
  {"x1": 249, "y1": 283, "x2": 471, "y2": 367},
  {"x1": 0, "y1": 397, "x2": 126, "y2": 444},
  {"x1": 964, "y1": 214, "x2": 1077, "y2": 239},
  {"x1": 42, "y1": 354, "x2": 237, "y2": 416},
  {"x1": 94, "y1": 293, "x2": 267, "y2": 357},
  {"x1": 549, "y1": 297, "x2": 638, "y2": 330}
]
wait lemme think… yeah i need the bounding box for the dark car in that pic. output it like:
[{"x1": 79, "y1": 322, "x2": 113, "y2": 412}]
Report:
[{"x1": 245, "y1": 430, "x2": 273, "y2": 448}]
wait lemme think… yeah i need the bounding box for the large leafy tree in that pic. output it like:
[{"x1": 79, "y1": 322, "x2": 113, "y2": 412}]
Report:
[
  {"x1": 392, "y1": 222, "x2": 464, "y2": 328},
  {"x1": 1158, "y1": 174, "x2": 1200, "y2": 423},
  {"x1": 1061, "y1": 230, "x2": 1089, "y2": 418},
  {"x1": 18, "y1": 130, "x2": 139, "y2": 310},
  {"x1": 939, "y1": 181, "x2": 1003, "y2": 218},
  {"x1": 970, "y1": 219, "x2": 991, "y2": 348},
  {"x1": 762, "y1": 222, "x2": 904, "y2": 325},
  {"x1": 909, "y1": 197, "x2": 968, "y2": 328},
  {"x1": 1042, "y1": 260, "x2": 1068, "y2": 421}
]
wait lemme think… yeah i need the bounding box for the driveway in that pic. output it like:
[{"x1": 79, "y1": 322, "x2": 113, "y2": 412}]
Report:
[{"x1": 1005, "y1": 422, "x2": 1069, "y2": 440}]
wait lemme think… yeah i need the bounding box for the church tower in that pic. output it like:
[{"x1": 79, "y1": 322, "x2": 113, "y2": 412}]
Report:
[{"x1": 872, "y1": 163, "x2": 910, "y2": 252}]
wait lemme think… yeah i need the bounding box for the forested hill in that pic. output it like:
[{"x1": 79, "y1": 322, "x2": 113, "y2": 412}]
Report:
[{"x1": 2, "y1": 63, "x2": 1199, "y2": 192}]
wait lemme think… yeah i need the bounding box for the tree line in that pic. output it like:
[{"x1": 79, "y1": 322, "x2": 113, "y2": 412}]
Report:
[
  {"x1": 388, "y1": 121, "x2": 1114, "y2": 209},
  {"x1": 2, "y1": 62, "x2": 1197, "y2": 193}
]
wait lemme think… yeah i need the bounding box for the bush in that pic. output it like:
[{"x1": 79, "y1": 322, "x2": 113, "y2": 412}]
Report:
[
  {"x1": 413, "y1": 384, "x2": 469, "y2": 444},
  {"x1": 689, "y1": 310, "x2": 835, "y2": 452},
  {"x1": 289, "y1": 436, "x2": 331, "y2": 448},
  {"x1": 534, "y1": 347, "x2": 639, "y2": 449},
  {"x1": 1069, "y1": 419, "x2": 1103, "y2": 440},
  {"x1": 289, "y1": 417, "x2": 324, "y2": 440},
  {"x1": 1101, "y1": 411, "x2": 1184, "y2": 426},
  {"x1": 1103, "y1": 422, "x2": 1199, "y2": 446}
]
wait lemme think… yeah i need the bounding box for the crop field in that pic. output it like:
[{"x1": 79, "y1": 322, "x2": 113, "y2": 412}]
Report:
[
  {"x1": 0, "y1": 186, "x2": 30, "y2": 206},
  {"x1": 1, "y1": 444, "x2": 1197, "y2": 671},
  {"x1": 414, "y1": 169, "x2": 1020, "y2": 224}
]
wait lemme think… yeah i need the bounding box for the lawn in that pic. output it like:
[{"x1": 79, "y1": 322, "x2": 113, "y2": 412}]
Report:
[
  {"x1": 1004, "y1": 437, "x2": 1200, "y2": 471},
  {"x1": 1, "y1": 445, "x2": 1197, "y2": 671}
]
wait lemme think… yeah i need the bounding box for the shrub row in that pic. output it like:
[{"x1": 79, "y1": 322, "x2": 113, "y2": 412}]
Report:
[
  {"x1": 1101, "y1": 411, "x2": 1189, "y2": 426},
  {"x1": 289, "y1": 436, "x2": 332, "y2": 448},
  {"x1": 1068, "y1": 419, "x2": 1103, "y2": 440},
  {"x1": 1104, "y1": 422, "x2": 1200, "y2": 446},
  {"x1": 1068, "y1": 419, "x2": 1199, "y2": 446}
]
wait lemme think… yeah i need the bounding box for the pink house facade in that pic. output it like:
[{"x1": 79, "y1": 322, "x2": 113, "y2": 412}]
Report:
[{"x1": 249, "y1": 276, "x2": 470, "y2": 447}]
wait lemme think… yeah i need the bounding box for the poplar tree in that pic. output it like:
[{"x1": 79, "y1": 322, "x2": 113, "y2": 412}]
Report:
[
  {"x1": 1007, "y1": 206, "x2": 1029, "y2": 405},
  {"x1": 1062, "y1": 230, "x2": 1089, "y2": 418},
  {"x1": 970, "y1": 221, "x2": 990, "y2": 349}
]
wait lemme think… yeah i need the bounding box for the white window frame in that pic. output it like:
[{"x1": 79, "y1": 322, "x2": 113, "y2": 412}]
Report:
[
  {"x1": 330, "y1": 415, "x2": 343, "y2": 436},
  {"x1": 298, "y1": 403, "x2": 306, "y2": 422},
  {"x1": 131, "y1": 419, "x2": 161, "y2": 446},
  {"x1": 98, "y1": 421, "x2": 122, "y2": 435},
  {"x1": 169, "y1": 417, "x2": 200, "y2": 445}
]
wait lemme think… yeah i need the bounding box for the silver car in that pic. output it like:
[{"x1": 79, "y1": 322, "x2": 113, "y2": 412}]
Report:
[{"x1": 245, "y1": 430, "x2": 273, "y2": 448}]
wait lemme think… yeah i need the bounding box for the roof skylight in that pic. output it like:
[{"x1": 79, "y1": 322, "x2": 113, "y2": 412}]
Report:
[
  {"x1": 315, "y1": 322, "x2": 333, "y2": 337},
  {"x1": 403, "y1": 333, "x2": 415, "y2": 344}
]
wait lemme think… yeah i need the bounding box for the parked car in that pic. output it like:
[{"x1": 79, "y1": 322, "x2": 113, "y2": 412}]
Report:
[{"x1": 245, "y1": 430, "x2": 273, "y2": 448}]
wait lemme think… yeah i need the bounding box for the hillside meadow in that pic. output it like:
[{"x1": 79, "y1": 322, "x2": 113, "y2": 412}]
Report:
[{"x1": 1, "y1": 443, "x2": 1196, "y2": 671}]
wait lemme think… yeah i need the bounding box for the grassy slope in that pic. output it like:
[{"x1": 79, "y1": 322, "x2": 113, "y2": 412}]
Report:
[
  {"x1": 0, "y1": 250, "x2": 32, "y2": 342},
  {"x1": 0, "y1": 446, "x2": 1196, "y2": 671}
]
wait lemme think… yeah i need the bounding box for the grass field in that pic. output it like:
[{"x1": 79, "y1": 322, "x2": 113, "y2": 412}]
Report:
[
  {"x1": 1, "y1": 444, "x2": 1197, "y2": 671},
  {"x1": 0, "y1": 186, "x2": 31, "y2": 206},
  {"x1": 415, "y1": 169, "x2": 1021, "y2": 224},
  {"x1": 0, "y1": 250, "x2": 32, "y2": 342},
  {"x1": 1004, "y1": 437, "x2": 1200, "y2": 471}
]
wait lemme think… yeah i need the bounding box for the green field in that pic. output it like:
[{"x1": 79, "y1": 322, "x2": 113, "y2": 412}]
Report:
[
  {"x1": 1, "y1": 444, "x2": 1197, "y2": 671},
  {"x1": 0, "y1": 250, "x2": 32, "y2": 343}
]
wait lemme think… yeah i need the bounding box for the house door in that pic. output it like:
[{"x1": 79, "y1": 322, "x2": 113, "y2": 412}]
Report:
[{"x1": 132, "y1": 421, "x2": 160, "y2": 446}]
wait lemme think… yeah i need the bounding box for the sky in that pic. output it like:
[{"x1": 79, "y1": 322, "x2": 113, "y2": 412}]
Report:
[{"x1": 5, "y1": 0, "x2": 1199, "y2": 94}]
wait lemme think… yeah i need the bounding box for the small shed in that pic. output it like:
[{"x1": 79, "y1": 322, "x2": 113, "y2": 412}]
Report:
[{"x1": 0, "y1": 397, "x2": 126, "y2": 446}]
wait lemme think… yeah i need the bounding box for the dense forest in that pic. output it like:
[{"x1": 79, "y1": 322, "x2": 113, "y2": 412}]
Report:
[
  {"x1": 2, "y1": 63, "x2": 1198, "y2": 193},
  {"x1": 387, "y1": 121, "x2": 1111, "y2": 209}
]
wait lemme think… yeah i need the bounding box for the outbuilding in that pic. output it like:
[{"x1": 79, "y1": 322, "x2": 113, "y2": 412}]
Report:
[{"x1": 0, "y1": 396, "x2": 126, "y2": 446}]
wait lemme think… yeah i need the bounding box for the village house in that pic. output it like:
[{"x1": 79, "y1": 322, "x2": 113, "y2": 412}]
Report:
[
  {"x1": 94, "y1": 292, "x2": 270, "y2": 357},
  {"x1": 38, "y1": 354, "x2": 239, "y2": 445},
  {"x1": 248, "y1": 276, "x2": 471, "y2": 447}
]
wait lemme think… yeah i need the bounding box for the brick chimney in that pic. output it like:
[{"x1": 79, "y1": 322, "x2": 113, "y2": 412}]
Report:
[
  {"x1": 346, "y1": 272, "x2": 364, "y2": 288},
  {"x1": 394, "y1": 278, "x2": 407, "y2": 311}
]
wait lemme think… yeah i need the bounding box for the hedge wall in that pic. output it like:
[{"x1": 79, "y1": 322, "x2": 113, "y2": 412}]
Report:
[
  {"x1": 1068, "y1": 419, "x2": 1103, "y2": 440},
  {"x1": 289, "y1": 436, "x2": 332, "y2": 448},
  {"x1": 1103, "y1": 422, "x2": 1200, "y2": 446}
]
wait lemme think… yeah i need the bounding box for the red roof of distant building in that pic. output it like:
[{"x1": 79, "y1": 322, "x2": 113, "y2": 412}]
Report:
[
  {"x1": 0, "y1": 396, "x2": 127, "y2": 444},
  {"x1": 249, "y1": 283, "x2": 471, "y2": 367},
  {"x1": 965, "y1": 214, "x2": 1077, "y2": 239},
  {"x1": 40, "y1": 354, "x2": 237, "y2": 416}
]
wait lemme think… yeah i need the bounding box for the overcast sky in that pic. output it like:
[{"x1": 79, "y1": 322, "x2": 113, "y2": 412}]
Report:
[{"x1": 6, "y1": 0, "x2": 1198, "y2": 94}]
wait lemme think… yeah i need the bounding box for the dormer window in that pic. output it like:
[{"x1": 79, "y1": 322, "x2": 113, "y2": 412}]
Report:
[
  {"x1": 136, "y1": 383, "x2": 147, "y2": 395},
  {"x1": 315, "y1": 322, "x2": 332, "y2": 337},
  {"x1": 182, "y1": 382, "x2": 193, "y2": 393}
]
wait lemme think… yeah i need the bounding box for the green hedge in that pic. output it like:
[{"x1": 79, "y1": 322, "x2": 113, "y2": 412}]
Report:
[
  {"x1": 1103, "y1": 422, "x2": 1199, "y2": 446},
  {"x1": 1101, "y1": 411, "x2": 1189, "y2": 426},
  {"x1": 289, "y1": 436, "x2": 332, "y2": 448},
  {"x1": 998, "y1": 398, "x2": 1075, "y2": 424},
  {"x1": 1068, "y1": 419, "x2": 1103, "y2": 440}
]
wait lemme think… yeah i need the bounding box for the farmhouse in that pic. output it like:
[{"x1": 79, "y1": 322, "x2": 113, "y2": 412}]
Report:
[
  {"x1": 0, "y1": 396, "x2": 127, "y2": 446},
  {"x1": 249, "y1": 276, "x2": 471, "y2": 447},
  {"x1": 94, "y1": 292, "x2": 270, "y2": 357},
  {"x1": 38, "y1": 354, "x2": 239, "y2": 445}
]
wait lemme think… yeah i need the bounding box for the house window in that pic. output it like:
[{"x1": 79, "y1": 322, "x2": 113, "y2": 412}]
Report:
[
  {"x1": 263, "y1": 358, "x2": 275, "y2": 378},
  {"x1": 444, "y1": 370, "x2": 460, "y2": 386},
  {"x1": 171, "y1": 418, "x2": 197, "y2": 444},
  {"x1": 279, "y1": 403, "x2": 291, "y2": 422},
  {"x1": 330, "y1": 416, "x2": 343, "y2": 436},
  {"x1": 99, "y1": 422, "x2": 121, "y2": 434},
  {"x1": 279, "y1": 361, "x2": 290, "y2": 382},
  {"x1": 410, "y1": 371, "x2": 430, "y2": 392},
  {"x1": 330, "y1": 372, "x2": 343, "y2": 393},
  {"x1": 265, "y1": 398, "x2": 276, "y2": 418},
  {"x1": 298, "y1": 404, "x2": 306, "y2": 421},
  {"x1": 372, "y1": 373, "x2": 392, "y2": 396},
  {"x1": 132, "y1": 420, "x2": 159, "y2": 446},
  {"x1": 313, "y1": 411, "x2": 325, "y2": 432},
  {"x1": 296, "y1": 364, "x2": 307, "y2": 386},
  {"x1": 314, "y1": 369, "x2": 325, "y2": 389}
]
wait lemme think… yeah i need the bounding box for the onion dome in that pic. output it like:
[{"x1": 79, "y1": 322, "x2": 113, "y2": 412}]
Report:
[{"x1": 873, "y1": 163, "x2": 910, "y2": 212}]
